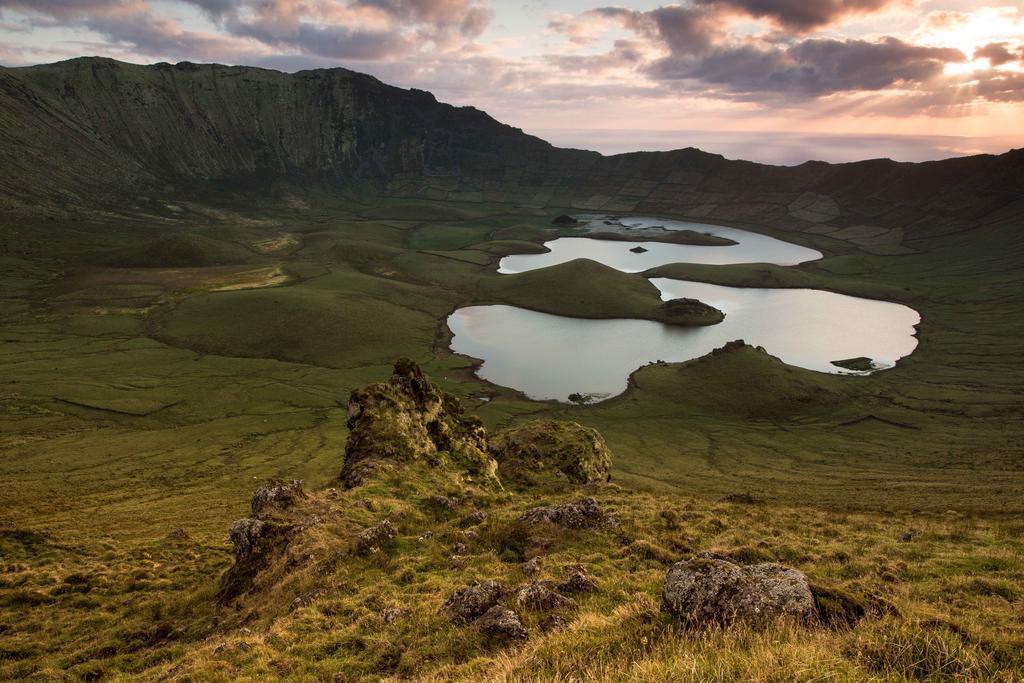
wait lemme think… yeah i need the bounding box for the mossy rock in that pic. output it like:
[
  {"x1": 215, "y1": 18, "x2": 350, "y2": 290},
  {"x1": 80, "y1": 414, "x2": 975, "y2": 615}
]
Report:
[
  {"x1": 490, "y1": 419, "x2": 613, "y2": 488},
  {"x1": 341, "y1": 359, "x2": 499, "y2": 488}
]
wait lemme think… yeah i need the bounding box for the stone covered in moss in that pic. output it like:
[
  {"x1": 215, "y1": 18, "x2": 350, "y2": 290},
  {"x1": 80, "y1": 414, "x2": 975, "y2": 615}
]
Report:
[
  {"x1": 341, "y1": 358, "x2": 499, "y2": 488},
  {"x1": 490, "y1": 420, "x2": 613, "y2": 487}
]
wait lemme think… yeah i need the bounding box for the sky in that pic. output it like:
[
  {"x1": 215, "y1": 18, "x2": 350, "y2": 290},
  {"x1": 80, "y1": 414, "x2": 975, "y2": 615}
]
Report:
[{"x1": 0, "y1": 0, "x2": 1022, "y2": 164}]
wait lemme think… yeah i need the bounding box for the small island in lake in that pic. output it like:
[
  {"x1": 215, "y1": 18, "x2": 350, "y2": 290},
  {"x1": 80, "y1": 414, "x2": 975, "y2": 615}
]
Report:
[{"x1": 831, "y1": 356, "x2": 876, "y2": 371}]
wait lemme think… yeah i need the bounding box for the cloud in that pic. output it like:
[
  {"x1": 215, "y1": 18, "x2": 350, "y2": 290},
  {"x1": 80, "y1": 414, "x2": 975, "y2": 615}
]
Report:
[
  {"x1": 693, "y1": 0, "x2": 898, "y2": 32},
  {"x1": 974, "y1": 72, "x2": 1024, "y2": 102},
  {"x1": 86, "y1": 13, "x2": 269, "y2": 62},
  {"x1": 974, "y1": 42, "x2": 1017, "y2": 67},
  {"x1": 648, "y1": 37, "x2": 965, "y2": 99},
  {"x1": 226, "y1": 17, "x2": 410, "y2": 61},
  {"x1": 0, "y1": 0, "x2": 146, "y2": 19},
  {"x1": 0, "y1": 0, "x2": 492, "y2": 64},
  {"x1": 545, "y1": 39, "x2": 645, "y2": 74},
  {"x1": 181, "y1": 0, "x2": 235, "y2": 18},
  {"x1": 354, "y1": 0, "x2": 492, "y2": 36}
]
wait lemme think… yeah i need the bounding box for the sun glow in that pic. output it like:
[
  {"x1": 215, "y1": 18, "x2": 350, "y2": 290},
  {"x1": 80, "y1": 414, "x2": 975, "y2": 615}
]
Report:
[{"x1": 920, "y1": 6, "x2": 1024, "y2": 73}]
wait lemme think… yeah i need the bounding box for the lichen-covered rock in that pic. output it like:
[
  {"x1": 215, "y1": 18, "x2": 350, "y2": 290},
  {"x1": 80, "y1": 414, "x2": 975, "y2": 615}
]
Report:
[
  {"x1": 219, "y1": 518, "x2": 295, "y2": 601},
  {"x1": 229, "y1": 518, "x2": 268, "y2": 563},
  {"x1": 460, "y1": 511, "x2": 488, "y2": 527},
  {"x1": 424, "y1": 495, "x2": 461, "y2": 512},
  {"x1": 662, "y1": 558, "x2": 815, "y2": 625},
  {"x1": 518, "y1": 497, "x2": 615, "y2": 529},
  {"x1": 515, "y1": 582, "x2": 577, "y2": 611},
  {"x1": 251, "y1": 479, "x2": 305, "y2": 518},
  {"x1": 341, "y1": 359, "x2": 499, "y2": 488},
  {"x1": 521, "y1": 557, "x2": 542, "y2": 576},
  {"x1": 355, "y1": 520, "x2": 396, "y2": 555},
  {"x1": 441, "y1": 580, "x2": 505, "y2": 624},
  {"x1": 490, "y1": 420, "x2": 613, "y2": 487},
  {"x1": 476, "y1": 605, "x2": 528, "y2": 641},
  {"x1": 557, "y1": 565, "x2": 599, "y2": 594},
  {"x1": 381, "y1": 607, "x2": 407, "y2": 624}
]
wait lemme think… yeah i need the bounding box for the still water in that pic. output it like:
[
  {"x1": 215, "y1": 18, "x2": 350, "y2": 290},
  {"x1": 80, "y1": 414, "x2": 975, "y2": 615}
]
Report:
[
  {"x1": 498, "y1": 216, "x2": 823, "y2": 273},
  {"x1": 448, "y1": 279, "x2": 919, "y2": 402}
]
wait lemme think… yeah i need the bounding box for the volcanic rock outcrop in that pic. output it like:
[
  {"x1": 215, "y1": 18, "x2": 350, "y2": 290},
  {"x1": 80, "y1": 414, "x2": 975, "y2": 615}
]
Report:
[
  {"x1": 341, "y1": 358, "x2": 499, "y2": 488},
  {"x1": 490, "y1": 419, "x2": 613, "y2": 487}
]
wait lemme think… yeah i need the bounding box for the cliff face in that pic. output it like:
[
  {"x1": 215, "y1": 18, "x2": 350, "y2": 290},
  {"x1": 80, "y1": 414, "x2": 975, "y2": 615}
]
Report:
[
  {"x1": 0, "y1": 57, "x2": 586, "y2": 207},
  {"x1": 1, "y1": 57, "x2": 1021, "y2": 242}
]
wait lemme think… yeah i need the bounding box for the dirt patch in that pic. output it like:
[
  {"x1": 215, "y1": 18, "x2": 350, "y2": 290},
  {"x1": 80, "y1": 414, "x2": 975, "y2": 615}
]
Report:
[
  {"x1": 207, "y1": 265, "x2": 291, "y2": 292},
  {"x1": 252, "y1": 234, "x2": 299, "y2": 254}
]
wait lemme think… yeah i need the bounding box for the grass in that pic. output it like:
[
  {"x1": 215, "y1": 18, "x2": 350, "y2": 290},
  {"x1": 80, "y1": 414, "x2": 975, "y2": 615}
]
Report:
[
  {"x1": 93, "y1": 233, "x2": 260, "y2": 268},
  {"x1": 0, "y1": 194, "x2": 1022, "y2": 679}
]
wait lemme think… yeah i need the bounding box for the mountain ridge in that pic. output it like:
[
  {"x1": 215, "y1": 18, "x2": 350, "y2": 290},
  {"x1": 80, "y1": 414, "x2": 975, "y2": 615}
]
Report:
[{"x1": 1, "y1": 57, "x2": 1022, "y2": 245}]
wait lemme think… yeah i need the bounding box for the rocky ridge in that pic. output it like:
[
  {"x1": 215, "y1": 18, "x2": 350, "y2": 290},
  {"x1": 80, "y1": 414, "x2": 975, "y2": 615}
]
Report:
[{"x1": 216, "y1": 360, "x2": 875, "y2": 647}]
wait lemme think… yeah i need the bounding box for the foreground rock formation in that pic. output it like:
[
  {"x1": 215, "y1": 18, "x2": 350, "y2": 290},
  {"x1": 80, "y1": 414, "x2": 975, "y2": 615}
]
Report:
[{"x1": 210, "y1": 359, "x2": 885, "y2": 677}]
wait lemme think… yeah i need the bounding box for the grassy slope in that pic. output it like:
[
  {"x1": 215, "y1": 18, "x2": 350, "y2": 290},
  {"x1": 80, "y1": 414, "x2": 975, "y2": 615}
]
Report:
[
  {"x1": 93, "y1": 234, "x2": 259, "y2": 268},
  {"x1": 0, "y1": 195, "x2": 1022, "y2": 679},
  {"x1": 477, "y1": 259, "x2": 724, "y2": 326}
]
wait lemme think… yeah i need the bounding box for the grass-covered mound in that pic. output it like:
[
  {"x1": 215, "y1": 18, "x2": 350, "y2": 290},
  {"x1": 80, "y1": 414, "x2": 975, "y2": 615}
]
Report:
[
  {"x1": 156, "y1": 285, "x2": 438, "y2": 368},
  {"x1": 832, "y1": 356, "x2": 875, "y2": 371},
  {"x1": 94, "y1": 234, "x2": 257, "y2": 268},
  {"x1": 644, "y1": 262, "x2": 907, "y2": 301},
  {"x1": 625, "y1": 340, "x2": 850, "y2": 420},
  {"x1": 479, "y1": 259, "x2": 724, "y2": 326},
  {"x1": 490, "y1": 419, "x2": 613, "y2": 488}
]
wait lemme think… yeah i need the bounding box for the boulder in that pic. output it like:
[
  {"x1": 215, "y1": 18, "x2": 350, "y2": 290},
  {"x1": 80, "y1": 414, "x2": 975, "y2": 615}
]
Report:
[
  {"x1": 441, "y1": 580, "x2": 505, "y2": 624},
  {"x1": 476, "y1": 606, "x2": 528, "y2": 641},
  {"x1": 341, "y1": 359, "x2": 498, "y2": 488},
  {"x1": 662, "y1": 558, "x2": 815, "y2": 625},
  {"x1": 557, "y1": 564, "x2": 599, "y2": 594},
  {"x1": 518, "y1": 497, "x2": 615, "y2": 530},
  {"x1": 515, "y1": 582, "x2": 577, "y2": 611},
  {"x1": 355, "y1": 520, "x2": 396, "y2": 555},
  {"x1": 251, "y1": 479, "x2": 305, "y2": 518},
  {"x1": 490, "y1": 420, "x2": 613, "y2": 487},
  {"x1": 521, "y1": 557, "x2": 542, "y2": 576}
]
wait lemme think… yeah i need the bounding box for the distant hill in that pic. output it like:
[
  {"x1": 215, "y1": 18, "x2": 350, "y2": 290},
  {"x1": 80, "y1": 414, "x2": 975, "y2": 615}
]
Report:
[{"x1": 1, "y1": 57, "x2": 1022, "y2": 242}]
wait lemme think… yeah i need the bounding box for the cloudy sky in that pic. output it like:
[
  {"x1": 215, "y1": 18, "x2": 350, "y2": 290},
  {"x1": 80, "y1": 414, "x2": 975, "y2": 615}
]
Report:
[{"x1": 1, "y1": 0, "x2": 1022, "y2": 164}]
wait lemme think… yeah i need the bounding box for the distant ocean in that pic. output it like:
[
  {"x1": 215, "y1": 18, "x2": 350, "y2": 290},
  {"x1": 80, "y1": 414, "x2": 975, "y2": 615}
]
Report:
[{"x1": 528, "y1": 129, "x2": 1023, "y2": 166}]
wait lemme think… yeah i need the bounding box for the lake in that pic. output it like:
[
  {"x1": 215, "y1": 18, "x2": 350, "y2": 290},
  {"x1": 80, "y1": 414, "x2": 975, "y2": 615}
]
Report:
[
  {"x1": 498, "y1": 216, "x2": 823, "y2": 273},
  {"x1": 449, "y1": 217, "x2": 919, "y2": 402}
]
